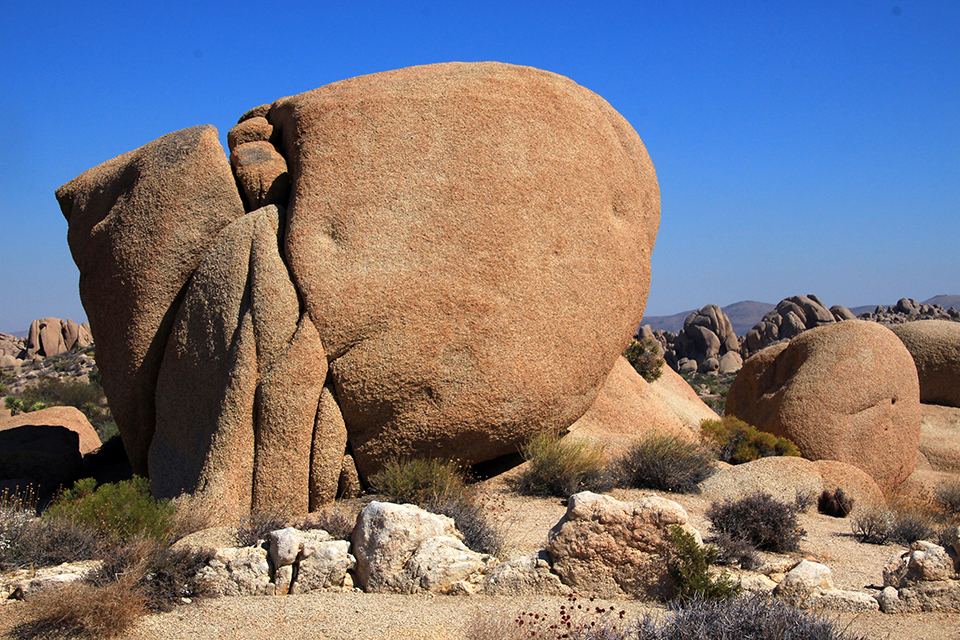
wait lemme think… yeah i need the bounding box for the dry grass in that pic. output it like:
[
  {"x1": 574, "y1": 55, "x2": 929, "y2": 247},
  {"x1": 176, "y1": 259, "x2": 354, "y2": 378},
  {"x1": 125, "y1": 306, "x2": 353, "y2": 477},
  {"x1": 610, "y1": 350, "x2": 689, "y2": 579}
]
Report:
[
  {"x1": 516, "y1": 430, "x2": 611, "y2": 498},
  {"x1": 14, "y1": 579, "x2": 147, "y2": 639}
]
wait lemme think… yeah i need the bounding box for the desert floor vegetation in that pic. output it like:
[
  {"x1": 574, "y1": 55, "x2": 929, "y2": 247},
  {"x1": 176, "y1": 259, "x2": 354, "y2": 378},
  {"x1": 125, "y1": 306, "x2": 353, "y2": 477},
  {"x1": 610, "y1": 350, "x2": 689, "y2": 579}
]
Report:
[
  {"x1": 515, "y1": 429, "x2": 612, "y2": 498},
  {"x1": 370, "y1": 457, "x2": 507, "y2": 557},
  {"x1": 465, "y1": 592, "x2": 868, "y2": 640},
  {"x1": 615, "y1": 432, "x2": 716, "y2": 494},
  {"x1": 707, "y1": 492, "x2": 806, "y2": 554},
  {"x1": 623, "y1": 337, "x2": 665, "y2": 383},
  {"x1": 700, "y1": 416, "x2": 800, "y2": 464}
]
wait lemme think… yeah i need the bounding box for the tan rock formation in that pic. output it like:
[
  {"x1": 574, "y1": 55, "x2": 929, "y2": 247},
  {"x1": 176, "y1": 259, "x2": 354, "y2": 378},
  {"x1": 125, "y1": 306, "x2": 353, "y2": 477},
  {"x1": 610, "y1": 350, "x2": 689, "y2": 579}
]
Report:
[
  {"x1": 271, "y1": 62, "x2": 659, "y2": 477},
  {"x1": 60, "y1": 62, "x2": 661, "y2": 518},
  {"x1": 0, "y1": 406, "x2": 101, "y2": 456},
  {"x1": 726, "y1": 320, "x2": 921, "y2": 493},
  {"x1": 56, "y1": 125, "x2": 246, "y2": 475},
  {"x1": 891, "y1": 320, "x2": 960, "y2": 408}
]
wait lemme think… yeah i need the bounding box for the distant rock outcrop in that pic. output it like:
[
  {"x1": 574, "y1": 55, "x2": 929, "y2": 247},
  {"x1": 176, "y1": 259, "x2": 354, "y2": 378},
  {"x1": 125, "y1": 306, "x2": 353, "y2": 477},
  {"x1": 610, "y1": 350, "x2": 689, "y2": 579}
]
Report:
[
  {"x1": 861, "y1": 298, "x2": 960, "y2": 326},
  {"x1": 0, "y1": 318, "x2": 92, "y2": 367},
  {"x1": 726, "y1": 320, "x2": 921, "y2": 493},
  {"x1": 58, "y1": 62, "x2": 661, "y2": 521},
  {"x1": 742, "y1": 295, "x2": 856, "y2": 359}
]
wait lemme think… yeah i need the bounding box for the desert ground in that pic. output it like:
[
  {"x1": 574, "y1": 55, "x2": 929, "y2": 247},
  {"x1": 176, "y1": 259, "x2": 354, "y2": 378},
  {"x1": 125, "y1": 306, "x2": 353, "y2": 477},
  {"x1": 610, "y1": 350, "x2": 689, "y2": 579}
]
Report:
[{"x1": 2, "y1": 475, "x2": 959, "y2": 640}]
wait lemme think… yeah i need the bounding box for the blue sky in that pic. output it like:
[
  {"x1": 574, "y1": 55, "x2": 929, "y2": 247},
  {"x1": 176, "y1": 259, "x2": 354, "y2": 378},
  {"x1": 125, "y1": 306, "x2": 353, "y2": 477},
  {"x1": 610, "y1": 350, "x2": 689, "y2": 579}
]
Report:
[{"x1": 1, "y1": 1, "x2": 957, "y2": 333}]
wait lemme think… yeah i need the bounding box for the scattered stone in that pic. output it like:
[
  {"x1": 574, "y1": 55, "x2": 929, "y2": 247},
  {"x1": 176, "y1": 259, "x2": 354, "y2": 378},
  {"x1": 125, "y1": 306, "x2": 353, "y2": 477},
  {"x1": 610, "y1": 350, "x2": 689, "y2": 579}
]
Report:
[
  {"x1": 481, "y1": 551, "x2": 571, "y2": 596},
  {"x1": 773, "y1": 560, "x2": 834, "y2": 607},
  {"x1": 351, "y1": 501, "x2": 492, "y2": 594},
  {"x1": 196, "y1": 546, "x2": 273, "y2": 597}
]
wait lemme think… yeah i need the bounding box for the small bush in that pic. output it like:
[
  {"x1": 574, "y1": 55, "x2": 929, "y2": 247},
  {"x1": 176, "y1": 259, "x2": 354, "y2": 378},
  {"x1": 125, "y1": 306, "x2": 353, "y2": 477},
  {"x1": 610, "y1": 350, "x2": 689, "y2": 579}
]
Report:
[
  {"x1": 235, "y1": 507, "x2": 289, "y2": 547},
  {"x1": 301, "y1": 505, "x2": 356, "y2": 541},
  {"x1": 666, "y1": 525, "x2": 740, "y2": 602},
  {"x1": 16, "y1": 579, "x2": 148, "y2": 639},
  {"x1": 891, "y1": 510, "x2": 936, "y2": 545},
  {"x1": 701, "y1": 416, "x2": 800, "y2": 464},
  {"x1": 707, "y1": 492, "x2": 805, "y2": 553},
  {"x1": 624, "y1": 338, "x2": 665, "y2": 383},
  {"x1": 370, "y1": 457, "x2": 465, "y2": 505},
  {"x1": 4, "y1": 394, "x2": 24, "y2": 416},
  {"x1": 851, "y1": 505, "x2": 895, "y2": 544},
  {"x1": 44, "y1": 476, "x2": 175, "y2": 544},
  {"x1": 710, "y1": 533, "x2": 761, "y2": 571},
  {"x1": 616, "y1": 432, "x2": 715, "y2": 493},
  {"x1": 517, "y1": 430, "x2": 611, "y2": 498},
  {"x1": 135, "y1": 545, "x2": 216, "y2": 612},
  {"x1": 634, "y1": 594, "x2": 869, "y2": 640},
  {"x1": 934, "y1": 479, "x2": 960, "y2": 516},
  {"x1": 818, "y1": 488, "x2": 855, "y2": 518},
  {"x1": 851, "y1": 505, "x2": 937, "y2": 545}
]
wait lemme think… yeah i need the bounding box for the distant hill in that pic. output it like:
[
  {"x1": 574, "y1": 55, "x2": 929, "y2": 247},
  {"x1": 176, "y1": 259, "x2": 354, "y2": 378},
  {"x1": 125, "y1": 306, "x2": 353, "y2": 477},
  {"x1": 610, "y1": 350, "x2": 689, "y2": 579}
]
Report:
[
  {"x1": 641, "y1": 301, "x2": 775, "y2": 336},
  {"x1": 925, "y1": 295, "x2": 960, "y2": 310}
]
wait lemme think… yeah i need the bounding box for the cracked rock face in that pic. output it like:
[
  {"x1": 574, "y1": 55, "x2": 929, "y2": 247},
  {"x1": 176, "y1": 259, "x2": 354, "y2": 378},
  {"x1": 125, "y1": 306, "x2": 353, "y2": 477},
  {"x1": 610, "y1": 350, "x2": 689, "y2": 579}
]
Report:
[{"x1": 56, "y1": 62, "x2": 660, "y2": 521}]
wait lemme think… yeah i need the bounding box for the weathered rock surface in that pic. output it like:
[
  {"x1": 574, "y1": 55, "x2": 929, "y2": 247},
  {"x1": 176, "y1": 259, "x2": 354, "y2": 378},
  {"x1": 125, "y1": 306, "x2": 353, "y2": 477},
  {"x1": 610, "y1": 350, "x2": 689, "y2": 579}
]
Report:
[
  {"x1": 56, "y1": 125, "x2": 246, "y2": 475},
  {"x1": 726, "y1": 320, "x2": 921, "y2": 493},
  {"x1": 918, "y1": 404, "x2": 960, "y2": 475},
  {"x1": 665, "y1": 304, "x2": 743, "y2": 374},
  {"x1": 196, "y1": 546, "x2": 273, "y2": 597},
  {"x1": 0, "y1": 406, "x2": 101, "y2": 456},
  {"x1": 700, "y1": 456, "x2": 885, "y2": 509},
  {"x1": 891, "y1": 320, "x2": 960, "y2": 408},
  {"x1": 59, "y1": 62, "x2": 661, "y2": 515},
  {"x1": 150, "y1": 205, "x2": 336, "y2": 522},
  {"x1": 879, "y1": 541, "x2": 960, "y2": 612},
  {"x1": 271, "y1": 62, "x2": 658, "y2": 477},
  {"x1": 352, "y1": 501, "x2": 494, "y2": 594},
  {"x1": 546, "y1": 492, "x2": 699, "y2": 598},
  {"x1": 773, "y1": 560, "x2": 834, "y2": 607},
  {"x1": 480, "y1": 551, "x2": 570, "y2": 596},
  {"x1": 2, "y1": 560, "x2": 103, "y2": 600},
  {"x1": 566, "y1": 357, "x2": 703, "y2": 455}
]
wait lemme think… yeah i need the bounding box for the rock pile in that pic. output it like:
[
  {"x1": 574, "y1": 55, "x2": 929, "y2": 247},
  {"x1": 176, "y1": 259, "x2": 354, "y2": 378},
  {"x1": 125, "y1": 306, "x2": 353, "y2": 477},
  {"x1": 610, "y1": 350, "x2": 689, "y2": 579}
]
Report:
[
  {"x1": 650, "y1": 304, "x2": 742, "y2": 375},
  {"x1": 742, "y1": 295, "x2": 856, "y2": 359},
  {"x1": 863, "y1": 298, "x2": 960, "y2": 325},
  {"x1": 0, "y1": 318, "x2": 92, "y2": 369},
  {"x1": 878, "y1": 538, "x2": 960, "y2": 613},
  {"x1": 57, "y1": 62, "x2": 661, "y2": 522}
]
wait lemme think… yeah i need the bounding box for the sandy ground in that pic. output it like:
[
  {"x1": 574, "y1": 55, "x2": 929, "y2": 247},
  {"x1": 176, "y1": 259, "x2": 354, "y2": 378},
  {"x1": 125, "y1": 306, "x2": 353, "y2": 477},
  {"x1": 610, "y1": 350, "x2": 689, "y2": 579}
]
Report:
[{"x1": 2, "y1": 479, "x2": 960, "y2": 639}]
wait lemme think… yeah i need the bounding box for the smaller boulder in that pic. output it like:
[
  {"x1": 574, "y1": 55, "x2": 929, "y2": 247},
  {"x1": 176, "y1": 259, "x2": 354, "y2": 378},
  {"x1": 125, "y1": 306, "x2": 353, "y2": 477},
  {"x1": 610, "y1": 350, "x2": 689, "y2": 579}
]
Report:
[
  {"x1": 546, "y1": 492, "x2": 700, "y2": 599},
  {"x1": 891, "y1": 320, "x2": 960, "y2": 408},
  {"x1": 773, "y1": 560, "x2": 834, "y2": 607}
]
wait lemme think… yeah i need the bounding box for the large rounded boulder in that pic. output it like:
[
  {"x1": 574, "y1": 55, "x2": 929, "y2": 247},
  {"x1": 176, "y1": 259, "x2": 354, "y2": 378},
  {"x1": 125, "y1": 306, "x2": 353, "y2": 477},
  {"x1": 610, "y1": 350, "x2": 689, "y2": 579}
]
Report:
[
  {"x1": 891, "y1": 320, "x2": 960, "y2": 408},
  {"x1": 726, "y1": 320, "x2": 921, "y2": 493},
  {"x1": 58, "y1": 62, "x2": 660, "y2": 517}
]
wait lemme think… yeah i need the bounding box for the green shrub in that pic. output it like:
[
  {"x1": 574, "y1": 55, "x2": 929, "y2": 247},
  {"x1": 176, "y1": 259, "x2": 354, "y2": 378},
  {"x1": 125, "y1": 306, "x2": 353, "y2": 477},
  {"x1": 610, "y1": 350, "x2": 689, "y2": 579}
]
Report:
[
  {"x1": 624, "y1": 338, "x2": 664, "y2": 382},
  {"x1": 44, "y1": 477, "x2": 175, "y2": 544},
  {"x1": 516, "y1": 430, "x2": 611, "y2": 498},
  {"x1": 707, "y1": 492, "x2": 805, "y2": 553},
  {"x1": 17, "y1": 377, "x2": 117, "y2": 439},
  {"x1": 4, "y1": 395, "x2": 24, "y2": 416},
  {"x1": 667, "y1": 525, "x2": 740, "y2": 602},
  {"x1": 370, "y1": 457, "x2": 465, "y2": 505},
  {"x1": 616, "y1": 432, "x2": 715, "y2": 493},
  {"x1": 701, "y1": 416, "x2": 800, "y2": 464}
]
